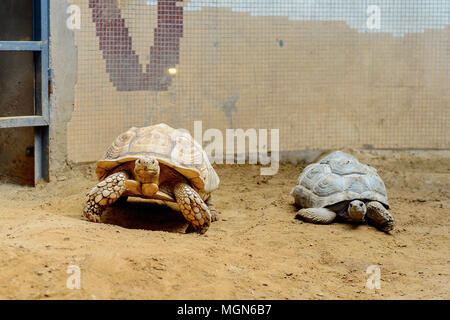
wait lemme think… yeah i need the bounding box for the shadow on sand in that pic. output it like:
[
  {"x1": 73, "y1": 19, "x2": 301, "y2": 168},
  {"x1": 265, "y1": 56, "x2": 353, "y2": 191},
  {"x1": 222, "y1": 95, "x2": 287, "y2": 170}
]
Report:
[{"x1": 101, "y1": 198, "x2": 188, "y2": 233}]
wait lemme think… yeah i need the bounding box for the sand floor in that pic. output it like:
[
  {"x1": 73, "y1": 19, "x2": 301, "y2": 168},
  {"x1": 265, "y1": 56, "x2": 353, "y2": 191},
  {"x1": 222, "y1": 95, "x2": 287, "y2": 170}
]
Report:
[{"x1": 0, "y1": 150, "x2": 448, "y2": 299}]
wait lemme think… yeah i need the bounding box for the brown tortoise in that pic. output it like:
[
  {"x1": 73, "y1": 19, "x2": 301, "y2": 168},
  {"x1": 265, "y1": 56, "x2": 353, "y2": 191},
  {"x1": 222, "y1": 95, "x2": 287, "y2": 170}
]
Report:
[{"x1": 83, "y1": 123, "x2": 220, "y2": 234}]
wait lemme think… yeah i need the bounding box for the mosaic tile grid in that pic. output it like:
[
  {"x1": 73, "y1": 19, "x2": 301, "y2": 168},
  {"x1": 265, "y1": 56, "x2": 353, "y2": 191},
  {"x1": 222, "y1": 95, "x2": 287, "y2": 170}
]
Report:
[{"x1": 67, "y1": 0, "x2": 449, "y2": 163}]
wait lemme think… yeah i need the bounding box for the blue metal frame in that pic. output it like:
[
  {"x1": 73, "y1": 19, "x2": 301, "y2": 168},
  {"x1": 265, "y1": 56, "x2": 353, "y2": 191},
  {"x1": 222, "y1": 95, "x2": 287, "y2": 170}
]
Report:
[
  {"x1": 0, "y1": 41, "x2": 44, "y2": 51},
  {"x1": 0, "y1": 0, "x2": 49, "y2": 184}
]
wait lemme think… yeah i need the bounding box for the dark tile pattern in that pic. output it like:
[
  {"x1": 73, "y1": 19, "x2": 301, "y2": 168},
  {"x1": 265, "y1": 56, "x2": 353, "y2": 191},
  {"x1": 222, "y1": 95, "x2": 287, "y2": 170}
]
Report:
[{"x1": 89, "y1": 0, "x2": 183, "y2": 91}]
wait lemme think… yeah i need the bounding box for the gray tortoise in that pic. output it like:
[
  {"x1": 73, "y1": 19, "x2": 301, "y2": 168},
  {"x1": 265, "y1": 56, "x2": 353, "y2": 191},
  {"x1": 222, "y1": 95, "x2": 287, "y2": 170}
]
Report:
[
  {"x1": 83, "y1": 123, "x2": 220, "y2": 234},
  {"x1": 291, "y1": 151, "x2": 395, "y2": 232}
]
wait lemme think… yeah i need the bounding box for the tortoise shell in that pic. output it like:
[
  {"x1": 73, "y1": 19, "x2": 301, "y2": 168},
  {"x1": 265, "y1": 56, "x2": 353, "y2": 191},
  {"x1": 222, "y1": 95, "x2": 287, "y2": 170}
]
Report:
[
  {"x1": 291, "y1": 151, "x2": 389, "y2": 209},
  {"x1": 96, "y1": 123, "x2": 220, "y2": 193}
]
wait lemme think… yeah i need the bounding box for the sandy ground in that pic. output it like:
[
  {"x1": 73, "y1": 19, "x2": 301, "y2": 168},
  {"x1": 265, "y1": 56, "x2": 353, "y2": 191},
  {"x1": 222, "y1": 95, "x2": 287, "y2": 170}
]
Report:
[{"x1": 0, "y1": 150, "x2": 449, "y2": 299}]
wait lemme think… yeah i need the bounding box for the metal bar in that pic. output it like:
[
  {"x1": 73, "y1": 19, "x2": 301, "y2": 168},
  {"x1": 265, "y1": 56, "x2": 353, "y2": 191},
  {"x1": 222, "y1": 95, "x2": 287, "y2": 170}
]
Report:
[
  {"x1": 34, "y1": 126, "x2": 49, "y2": 183},
  {"x1": 40, "y1": 0, "x2": 49, "y2": 122},
  {"x1": 33, "y1": 0, "x2": 43, "y2": 117},
  {"x1": 0, "y1": 41, "x2": 43, "y2": 51},
  {"x1": 35, "y1": 0, "x2": 50, "y2": 184},
  {"x1": 33, "y1": 0, "x2": 41, "y2": 41},
  {"x1": 0, "y1": 116, "x2": 49, "y2": 128}
]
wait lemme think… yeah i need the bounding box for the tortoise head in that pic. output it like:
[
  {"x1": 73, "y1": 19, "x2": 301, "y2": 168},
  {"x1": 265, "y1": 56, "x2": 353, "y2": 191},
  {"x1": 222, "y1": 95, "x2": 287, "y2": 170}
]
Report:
[
  {"x1": 134, "y1": 156, "x2": 160, "y2": 184},
  {"x1": 348, "y1": 200, "x2": 366, "y2": 222}
]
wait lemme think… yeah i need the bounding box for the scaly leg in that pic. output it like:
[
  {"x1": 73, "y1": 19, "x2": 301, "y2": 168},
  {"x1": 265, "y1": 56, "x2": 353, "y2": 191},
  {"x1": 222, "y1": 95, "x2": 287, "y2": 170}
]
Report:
[
  {"x1": 174, "y1": 182, "x2": 211, "y2": 234},
  {"x1": 205, "y1": 195, "x2": 219, "y2": 222},
  {"x1": 83, "y1": 172, "x2": 128, "y2": 222},
  {"x1": 296, "y1": 207, "x2": 337, "y2": 224},
  {"x1": 366, "y1": 201, "x2": 395, "y2": 232}
]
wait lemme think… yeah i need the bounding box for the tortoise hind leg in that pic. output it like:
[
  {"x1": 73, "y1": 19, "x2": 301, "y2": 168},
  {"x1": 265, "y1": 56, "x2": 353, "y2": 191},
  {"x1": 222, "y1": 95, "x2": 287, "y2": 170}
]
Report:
[
  {"x1": 205, "y1": 195, "x2": 219, "y2": 222},
  {"x1": 83, "y1": 171, "x2": 128, "y2": 222},
  {"x1": 174, "y1": 182, "x2": 211, "y2": 234},
  {"x1": 296, "y1": 208, "x2": 336, "y2": 224}
]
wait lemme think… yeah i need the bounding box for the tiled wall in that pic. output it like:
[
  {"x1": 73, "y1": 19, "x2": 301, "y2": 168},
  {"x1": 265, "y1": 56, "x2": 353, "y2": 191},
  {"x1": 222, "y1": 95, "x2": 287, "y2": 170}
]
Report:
[{"x1": 67, "y1": 0, "x2": 449, "y2": 162}]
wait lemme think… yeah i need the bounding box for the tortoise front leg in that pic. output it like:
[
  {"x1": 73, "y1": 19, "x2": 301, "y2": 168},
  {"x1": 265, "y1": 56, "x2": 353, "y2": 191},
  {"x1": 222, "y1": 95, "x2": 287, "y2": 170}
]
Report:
[
  {"x1": 83, "y1": 171, "x2": 128, "y2": 222},
  {"x1": 366, "y1": 201, "x2": 395, "y2": 232},
  {"x1": 296, "y1": 207, "x2": 337, "y2": 224},
  {"x1": 174, "y1": 182, "x2": 211, "y2": 234}
]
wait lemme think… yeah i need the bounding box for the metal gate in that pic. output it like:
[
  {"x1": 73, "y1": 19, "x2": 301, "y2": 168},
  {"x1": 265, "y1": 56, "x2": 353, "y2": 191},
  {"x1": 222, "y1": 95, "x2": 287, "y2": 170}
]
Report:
[{"x1": 0, "y1": 0, "x2": 49, "y2": 184}]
